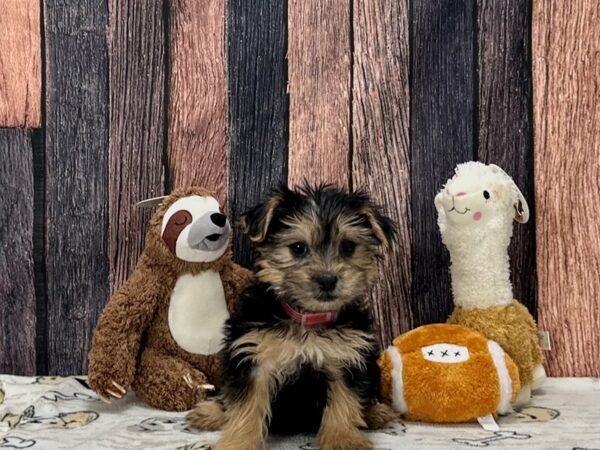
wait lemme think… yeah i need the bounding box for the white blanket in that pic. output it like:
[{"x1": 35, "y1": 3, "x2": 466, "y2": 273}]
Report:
[{"x1": 0, "y1": 376, "x2": 598, "y2": 449}]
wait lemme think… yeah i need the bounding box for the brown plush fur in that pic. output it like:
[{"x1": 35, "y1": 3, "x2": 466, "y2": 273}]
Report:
[
  {"x1": 88, "y1": 187, "x2": 252, "y2": 411},
  {"x1": 448, "y1": 300, "x2": 543, "y2": 386}
]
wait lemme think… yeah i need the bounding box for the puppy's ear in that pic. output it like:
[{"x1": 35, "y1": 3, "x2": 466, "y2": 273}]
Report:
[
  {"x1": 238, "y1": 190, "x2": 285, "y2": 243},
  {"x1": 363, "y1": 205, "x2": 397, "y2": 250}
]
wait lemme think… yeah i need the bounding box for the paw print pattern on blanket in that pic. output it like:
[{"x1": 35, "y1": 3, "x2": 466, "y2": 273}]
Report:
[
  {"x1": 511, "y1": 406, "x2": 560, "y2": 422},
  {"x1": 0, "y1": 436, "x2": 36, "y2": 449},
  {"x1": 128, "y1": 416, "x2": 202, "y2": 435},
  {"x1": 33, "y1": 377, "x2": 66, "y2": 386},
  {"x1": 1, "y1": 405, "x2": 98, "y2": 430},
  {"x1": 453, "y1": 431, "x2": 531, "y2": 447},
  {"x1": 175, "y1": 442, "x2": 212, "y2": 450}
]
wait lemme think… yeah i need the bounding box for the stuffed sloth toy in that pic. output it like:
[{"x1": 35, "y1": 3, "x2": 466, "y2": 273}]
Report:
[{"x1": 88, "y1": 187, "x2": 252, "y2": 411}]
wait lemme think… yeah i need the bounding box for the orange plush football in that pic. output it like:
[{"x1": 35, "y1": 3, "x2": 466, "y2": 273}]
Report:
[{"x1": 379, "y1": 324, "x2": 520, "y2": 423}]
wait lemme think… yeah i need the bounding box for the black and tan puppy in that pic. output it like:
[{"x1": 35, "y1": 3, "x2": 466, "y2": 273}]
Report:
[{"x1": 187, "y1": 184, "x2": 398, "y2": 450}]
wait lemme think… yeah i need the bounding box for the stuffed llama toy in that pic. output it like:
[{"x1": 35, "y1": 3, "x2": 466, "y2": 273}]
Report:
[{"x1": 435, "y1": 162, "x2": 546, "y2": 403}]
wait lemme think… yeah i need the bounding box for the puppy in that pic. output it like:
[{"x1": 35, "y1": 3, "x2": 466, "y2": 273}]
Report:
[{"x1": 187, "y1": 184, "x2": 398, "y2": 450}]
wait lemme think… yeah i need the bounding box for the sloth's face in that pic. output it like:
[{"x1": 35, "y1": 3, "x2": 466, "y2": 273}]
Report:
[{"x1": 161, "y1": 195, "x2": 230, "y2": 262}]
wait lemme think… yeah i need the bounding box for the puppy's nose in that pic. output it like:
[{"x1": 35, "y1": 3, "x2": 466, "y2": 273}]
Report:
[
  {"x1": 210, "y1": 213, "x2": 227, "y2": 227},
  {"x1": 315, "y1": 274, "x2": 338, "y2": 292}
]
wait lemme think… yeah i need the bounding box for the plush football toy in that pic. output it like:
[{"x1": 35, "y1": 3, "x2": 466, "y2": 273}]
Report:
[
  {"x1": 435, "y1": 162, "x2": 546, "y2": 403},
  {"x1": 379, "y1": 324, "x2": 520, "y2": 425},
  {"x1": 88, "y1": 187, "x2": 252, "y2": 411}
]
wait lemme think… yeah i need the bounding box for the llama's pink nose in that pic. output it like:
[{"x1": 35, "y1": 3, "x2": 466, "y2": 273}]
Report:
[{"x1": 456, "y1": 192, "x2": 467, "y2": 197}]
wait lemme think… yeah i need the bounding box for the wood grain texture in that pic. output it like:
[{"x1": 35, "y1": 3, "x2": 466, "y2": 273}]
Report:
[
  {"x1": 168, "y1": 0, "x2": 227, "y2": 202},
  {"x1": 410, "y1": 0, "x2": 476, "y2": 326},
  {"x1": 287, "y1": 0, "x2": 351, "y2": 188},
  {"x1": 227, "y1": 0, "x2": 289, "y2": 269},
  {"x1": 533, "y1": 0, "x2": 600, "y2": 376},
  {"x1": 44, "y1": 0, "x2": 109, "y2": 375},
  {"x1": 352, "y1": 0, "x2": 412, "y2": 344},
  {"x1": 32, "y1": 130, "x2": 48, "y2": 375},
  {"x1": 0, "y1": 129, "x2": 36, "y2": 375},
  {"x1": 0, "y1": 0, "x2": 41, "y2": 127},
  {"x1": 478, "y1": 0, "x2": 537, "y2": 315},
  {"x1": 108, "y1": 0, "x2": 166, "y2": 293}
]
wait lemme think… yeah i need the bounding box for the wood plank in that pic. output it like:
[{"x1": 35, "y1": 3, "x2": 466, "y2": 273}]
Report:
[
  {"x1": 108, "y1": 0, "x2": 166, "y2": 293},
  {"x1": 44, "y1": 0, "x2": 109, "y2": 375},
  {"x1": 409, "y1": 0, "x2": 476, "y2": 326},
  {"x1": 477, "y1": 0, "x2": 537, "y2": 315},
  {"x1": 0, "y1": 0, "x2": 41, "y2": 127},
  {"x1": 533, "y1": 0, "x2": 600, "y2": 376},
  {"x1": 168, "y1": 0, "x2": 227, "y2": 202},
  {"x1": 227, "y1": 0, "x2": 288, "y2": 268},
  {"x1": 0, "y1": 129, "x2": 36, "y2": 375},
  {"x1": 287, "y1": 0, "x2": 351, "y2": 188},
  {"x1": 32, "y1": 130, "x2": 48, "y2": 375},
  {"x1": 352, "y1": 0, "x2": 412, "y2": 345}
]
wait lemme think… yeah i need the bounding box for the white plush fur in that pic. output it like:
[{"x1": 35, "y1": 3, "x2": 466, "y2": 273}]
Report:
[
  {"x1": 387, "y1": 346, "x2": 408, "y2": 414},
  {"x1": 487, "y1": 340, "x2": 513, "y2": 414},
  {"x1": 435, "y1": 162, "x2": 529, "y2": 309},
  {"x1": 168, "y1": 271, "x2": 229, "y2": 355}
]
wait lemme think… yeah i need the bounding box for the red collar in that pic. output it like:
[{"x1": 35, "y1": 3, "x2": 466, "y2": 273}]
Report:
[{"x1": 279, "y1": 300, "x2": 338, "y2": 327}]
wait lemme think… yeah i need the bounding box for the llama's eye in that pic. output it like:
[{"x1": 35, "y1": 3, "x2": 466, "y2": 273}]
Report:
[
  {"x1": 340, "y1": 240, "x2": 356, "y2": 257},
  {"x1": 289, "y1": 242, "x2": 308, "y2": 257},
  {"x1": 483, "y1": 190, "x2": 490, "y2": 200}
]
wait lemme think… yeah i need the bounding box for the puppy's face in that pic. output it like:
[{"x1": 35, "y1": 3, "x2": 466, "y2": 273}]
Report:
[{"x1": 240, "y1": 185, "x2": 396, "y2": 312}]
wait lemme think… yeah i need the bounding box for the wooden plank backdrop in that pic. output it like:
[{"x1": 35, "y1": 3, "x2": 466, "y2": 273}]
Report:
[
  {"x1": 533, "y1": 0, "x2": 600, "y2": 376},
  {"x1": 287, "y1": 0, "x2": 351, "y2": 188},
  {"x1": 0, "y1": 0, "x2": 41, "y2": 127},
  {"x1": 409, "y1": 0, "x2": 476, "y2": 325},
  {"x1": 43, "y1": 0, "x2": 110, "y2": 375},
  {"x1": 0, "y1": 0, "x2": 598, "y2": 376},
  {"x1": 108, "y1": 0, "x2": 167, "y2": 293},
  {"x1": 352, "y1": 0, "x2": 412, "y2": 343},
  {"x1": 478, "y1": 0, "x2": 537, "y2": 313},
  {"x1": 227, "y1": 0, "x2": 289, "y2": 268},
  {"x1": 168, "y1": 0, "x2": 227, "y2": 200},
  {"x1": 0, "y1": 130, "x2": 37, "y2": 374}
]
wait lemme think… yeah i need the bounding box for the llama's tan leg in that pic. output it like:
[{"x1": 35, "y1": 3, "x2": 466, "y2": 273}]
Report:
[
  {"x1": 531, "y1": 364, "x2": 547, "y2": 391},
  {"x1": 316, "y1": 379, "x2": 371, "y2": 450},
  {"x1": 514, "y1": 385, "x2": 532, "y2": 406}
]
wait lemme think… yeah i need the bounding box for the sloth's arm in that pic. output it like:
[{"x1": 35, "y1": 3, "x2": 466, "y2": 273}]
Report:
[
  {"x1": 88, "y1": 256, "x2": 167, "y2": 397},
  {"x1": 221, "y1": 262, "x2": 254, "y2": 312}
]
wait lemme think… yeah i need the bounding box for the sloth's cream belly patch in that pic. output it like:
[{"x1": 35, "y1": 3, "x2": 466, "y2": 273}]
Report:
[{"x1": 168, "y1": 271, "x2": 229, "y2": 355}]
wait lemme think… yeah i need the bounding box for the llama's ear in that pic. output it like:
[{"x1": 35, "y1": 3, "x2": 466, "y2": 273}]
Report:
[
  {"x1": 489, "y1": 164, "x2": 529, "y2": 224},
  {"x1": 513, "y1": 188, "x2": 530, "y2": 224},
  {"x1": 237, "y1": 189, "x2": 285, "y2": 243}
]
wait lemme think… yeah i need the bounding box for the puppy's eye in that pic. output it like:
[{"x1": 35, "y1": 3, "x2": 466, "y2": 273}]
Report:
[
  {"x1": 289, "y1": 242, "x2": 308, "y2": 257},
  {"x1": 483, "y1": 190, "x2": 490, "y2": 200},
  {"x1": 340, "y1": 239, "x2": 356, "y2": 257}
]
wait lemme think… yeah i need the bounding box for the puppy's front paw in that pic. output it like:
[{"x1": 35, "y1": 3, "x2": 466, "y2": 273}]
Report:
[
  {"x1": 186, "y1": 400, "x2": 226, "y2": 431},
  {"x1": 364, "y1": 402, "x2": 400, "y2": 429},
  {"x1": 317, "y1": 429, "x2": 372, "y2": 450}
]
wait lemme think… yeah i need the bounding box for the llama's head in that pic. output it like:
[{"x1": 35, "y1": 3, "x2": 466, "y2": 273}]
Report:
[{"x1": 435, "y1": 162, "x2": 529, "y2": 234}]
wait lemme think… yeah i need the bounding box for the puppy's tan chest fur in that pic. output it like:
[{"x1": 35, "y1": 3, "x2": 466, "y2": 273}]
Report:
[{"x1": 232, "y1": 325, "x2": 373, "y2": 376}]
